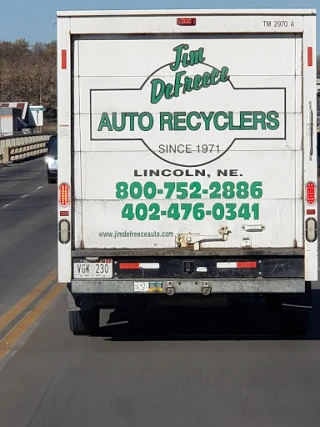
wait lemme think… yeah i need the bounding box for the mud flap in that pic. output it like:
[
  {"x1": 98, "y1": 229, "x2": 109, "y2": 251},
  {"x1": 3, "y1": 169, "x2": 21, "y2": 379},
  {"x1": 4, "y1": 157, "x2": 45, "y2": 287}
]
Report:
[{"x1": 66, "y1": 283, "x2": 80, "y2": 311}]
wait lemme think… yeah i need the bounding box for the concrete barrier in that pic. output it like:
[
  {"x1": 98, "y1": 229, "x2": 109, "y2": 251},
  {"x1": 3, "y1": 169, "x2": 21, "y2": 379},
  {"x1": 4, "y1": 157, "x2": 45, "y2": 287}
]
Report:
[{"x1": 0, "y1": 134, "x2": 52, "y2": 163}]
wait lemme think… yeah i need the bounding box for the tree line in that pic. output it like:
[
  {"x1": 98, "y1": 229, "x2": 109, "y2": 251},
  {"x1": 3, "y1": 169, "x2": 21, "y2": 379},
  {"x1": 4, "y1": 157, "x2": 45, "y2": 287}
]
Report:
[
  {"x1": 0, "y1": 39, "x2": 319, "y2": 112},
  {"x1": 0, "y1": 39, "x2": 56, "y2": 110}
]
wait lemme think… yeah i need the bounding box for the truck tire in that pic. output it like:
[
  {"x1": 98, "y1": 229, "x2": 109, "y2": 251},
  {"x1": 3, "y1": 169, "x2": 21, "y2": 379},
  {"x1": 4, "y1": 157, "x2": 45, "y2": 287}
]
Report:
[
  {"x1": 280, "y1": 310, "x2": 310, "y2": 338},
  {"x1": 69, "y1": 309, "x2": 100, "y2": 336}
]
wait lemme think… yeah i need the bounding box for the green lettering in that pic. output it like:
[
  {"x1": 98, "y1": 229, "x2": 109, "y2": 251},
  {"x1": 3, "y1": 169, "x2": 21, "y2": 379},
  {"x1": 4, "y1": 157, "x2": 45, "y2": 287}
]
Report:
[
  {"x1": 138, "y1": 113, "x2": 154, "y2": 131},
  {"x1": 210, "y1": 68, "x2": 220, "y2": 85},
  {"x1": 174, "y1": 71, "x2": 186, "y2": 98},
  {"x1": 189, "y1": 48, "x2": 206, "y2": 66},
  {"x1": 112, "y1": 113, "x2": 126, "y2": 132},
  {"x1": 153, "y1": 45, "x2": 229, "y2": 103},
  {"x1": 186, "y1": 112, "x2": 201, "y2": 131},
  {"x1": 165, "y1": 83, "x2": 175, "y2": 100},
  {"x1": 200, "y1": 112, "x2": 214, "y2": 130},
  {"x1": 266, "y1": 111, "x2": 280, "y2": 130},
  {"x1": 202, "y1": 72, "x2": 211, "y2": 88},
  {"x1": 182, "y1": 52, "x2": 190, "y2": 68},
  {"x1": 183, "y1": 76, "x2": 193, "y2": 94},
  {"x1": 98, "y1": 113, "x2": 113, "y2": 131},
  {"x1": 150, "y1": 79, "x2": 165, "y2": 104},
  {"x1": 174, "y1": 112, "x2": 186, "y2": 131},
  {"x1": 214, "y1": 111, "x2": 228, "y2": 131},
  {"x1": 193, "y1": 75, "x2": 203, "y2": 91},
  {"x1": 160, "y1": 113, "x2": 173, "y2": 130},
  {"x1": 220, "y1": 66, "x2": 229, "y2": 82},
  {"x1": 171, "y1": 44, "x2": 189, "y2": 71},
  {"x1": 253, "y1": 112, "x2": 267, "y2": 130},
  {"x1": 228, "y1": 112, "x2": 240, "y2": 130},
  {"x1": 240, "y1": 111, "x2": 253, "y2": 130},
  {"x1": 126, "y1": 112, "x2": 139, "y2": 131}
]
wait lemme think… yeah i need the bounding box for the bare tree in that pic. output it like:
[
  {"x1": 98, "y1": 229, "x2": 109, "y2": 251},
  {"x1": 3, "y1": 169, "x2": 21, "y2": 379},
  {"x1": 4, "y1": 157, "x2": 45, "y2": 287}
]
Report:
[{"x1": 0, "y1": 39, "x2": 56, "y2": 108}]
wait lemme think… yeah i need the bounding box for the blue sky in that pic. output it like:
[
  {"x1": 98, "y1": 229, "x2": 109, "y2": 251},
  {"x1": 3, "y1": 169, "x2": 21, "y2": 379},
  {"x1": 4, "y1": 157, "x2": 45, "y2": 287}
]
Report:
[{"x1": 0, "y1": 0, "x2": 318, "y2": 52}]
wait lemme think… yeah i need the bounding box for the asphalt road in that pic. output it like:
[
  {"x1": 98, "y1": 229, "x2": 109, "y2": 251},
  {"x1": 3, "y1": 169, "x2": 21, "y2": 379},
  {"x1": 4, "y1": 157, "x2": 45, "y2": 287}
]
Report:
[
  {"x1": 0, "y1": 159, "x2": 57, "y2": 317},
  {"x1": 0, "y1": 158, "x2": 320, "y2": 427}
]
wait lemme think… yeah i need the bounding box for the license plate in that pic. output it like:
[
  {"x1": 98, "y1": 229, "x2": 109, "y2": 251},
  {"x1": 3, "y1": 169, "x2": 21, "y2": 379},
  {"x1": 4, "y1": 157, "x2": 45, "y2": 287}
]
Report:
[{"x1": 73, "y1": 260, "x2": 113, "y2": 279}]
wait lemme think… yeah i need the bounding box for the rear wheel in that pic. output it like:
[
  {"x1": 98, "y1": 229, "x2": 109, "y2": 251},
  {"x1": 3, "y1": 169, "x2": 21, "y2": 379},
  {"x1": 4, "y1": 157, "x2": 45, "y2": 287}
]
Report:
[{"x1": 69, "y1": 309, "x2": 100, "y2": 336}]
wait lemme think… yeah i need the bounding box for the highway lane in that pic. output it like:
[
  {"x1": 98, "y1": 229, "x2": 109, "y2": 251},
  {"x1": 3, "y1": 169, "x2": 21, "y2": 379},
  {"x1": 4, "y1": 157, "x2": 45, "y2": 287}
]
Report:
[
  {"x1": 1, "y1": 298, "x2": 320, "y2": 426},
  {"x1": 0, "y1": 158, "x2": 57, "y2": 317},
  {"x1": 0, "y1": 159, "x2": 320, "y2": 426}
]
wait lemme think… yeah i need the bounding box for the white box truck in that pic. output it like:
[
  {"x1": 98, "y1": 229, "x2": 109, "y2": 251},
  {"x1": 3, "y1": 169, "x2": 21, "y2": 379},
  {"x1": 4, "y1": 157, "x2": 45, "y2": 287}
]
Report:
[{"x1": 57, "y1": 9, "x2": 318, "y2": 336}]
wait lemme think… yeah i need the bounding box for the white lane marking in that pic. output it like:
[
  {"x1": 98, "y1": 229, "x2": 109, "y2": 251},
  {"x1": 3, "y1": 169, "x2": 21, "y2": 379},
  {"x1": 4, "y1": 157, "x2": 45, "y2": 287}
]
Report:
[{"x1": 0, "y1": 182, "x2": 46, "y2": 209}]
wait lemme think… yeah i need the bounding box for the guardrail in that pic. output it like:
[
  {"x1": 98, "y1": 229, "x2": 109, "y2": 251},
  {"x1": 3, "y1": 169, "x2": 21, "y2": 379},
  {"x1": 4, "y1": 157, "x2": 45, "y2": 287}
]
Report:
[{"x1": 0, "y1": 134, "x2": 53, "y2": 163}]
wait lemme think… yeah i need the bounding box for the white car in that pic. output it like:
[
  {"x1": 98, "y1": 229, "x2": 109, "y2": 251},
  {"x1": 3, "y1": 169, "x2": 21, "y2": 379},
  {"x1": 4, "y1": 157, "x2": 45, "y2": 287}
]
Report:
[{"x1": 45, "y1": 135, "x2": 57, "y2": 183}]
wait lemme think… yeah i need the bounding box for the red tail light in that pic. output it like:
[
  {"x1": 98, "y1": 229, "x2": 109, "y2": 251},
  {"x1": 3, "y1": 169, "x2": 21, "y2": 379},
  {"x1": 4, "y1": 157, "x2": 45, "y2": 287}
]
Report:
[
  {"x1": 59, "y1": 183, "x2": 70, "y2": 207},
  {"x1": 177, "y1": 18, "x2": 196, "y2": 26},
  {"x1": 306, "y1": 182, "x2": 316, "y2": 205}
]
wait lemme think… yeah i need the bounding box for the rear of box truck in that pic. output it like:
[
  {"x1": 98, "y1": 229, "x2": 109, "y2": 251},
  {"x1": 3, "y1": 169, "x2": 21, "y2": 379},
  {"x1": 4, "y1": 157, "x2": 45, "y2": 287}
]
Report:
[{"x1": 57, "y1": 9, "x2": 317, "y2": 336}]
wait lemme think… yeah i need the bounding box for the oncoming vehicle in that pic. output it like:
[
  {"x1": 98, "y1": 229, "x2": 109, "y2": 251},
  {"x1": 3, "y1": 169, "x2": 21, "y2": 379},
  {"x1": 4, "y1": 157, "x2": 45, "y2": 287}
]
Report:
[{"x1": 45, "y1": 135, "x2": 58, "y2": 183}]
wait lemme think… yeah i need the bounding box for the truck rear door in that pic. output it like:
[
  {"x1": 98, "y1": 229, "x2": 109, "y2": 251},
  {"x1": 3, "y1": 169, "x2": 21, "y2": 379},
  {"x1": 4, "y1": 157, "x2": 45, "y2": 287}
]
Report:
[{"x1": 72, "y1": 32, "x2": 303, "y2": 251}]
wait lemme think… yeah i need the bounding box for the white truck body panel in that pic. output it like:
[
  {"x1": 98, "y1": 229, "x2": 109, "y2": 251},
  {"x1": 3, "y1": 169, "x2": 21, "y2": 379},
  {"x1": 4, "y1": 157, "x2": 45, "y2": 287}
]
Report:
[{"x1": 57, "y1": 10, "x2": 317, "y2": 284}]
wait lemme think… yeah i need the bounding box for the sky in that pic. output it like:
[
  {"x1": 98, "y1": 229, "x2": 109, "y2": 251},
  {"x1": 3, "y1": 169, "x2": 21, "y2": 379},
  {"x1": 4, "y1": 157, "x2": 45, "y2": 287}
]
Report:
[{"x1": 0, "y1": 0, "x2": 318, "y2": 52}]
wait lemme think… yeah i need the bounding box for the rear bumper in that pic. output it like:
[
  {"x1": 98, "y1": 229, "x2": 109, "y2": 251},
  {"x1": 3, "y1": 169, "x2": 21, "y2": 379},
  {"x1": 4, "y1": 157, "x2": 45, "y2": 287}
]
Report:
[{"x1": 71, "y1": 278, "x2": 305, "y2": 295}]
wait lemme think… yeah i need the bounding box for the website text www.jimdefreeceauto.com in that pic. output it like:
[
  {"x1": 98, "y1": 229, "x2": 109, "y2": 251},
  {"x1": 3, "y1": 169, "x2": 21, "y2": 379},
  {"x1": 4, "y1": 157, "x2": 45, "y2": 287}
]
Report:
[{"x1": 99, "y1": 230, "x2": 174, "y2": 239}]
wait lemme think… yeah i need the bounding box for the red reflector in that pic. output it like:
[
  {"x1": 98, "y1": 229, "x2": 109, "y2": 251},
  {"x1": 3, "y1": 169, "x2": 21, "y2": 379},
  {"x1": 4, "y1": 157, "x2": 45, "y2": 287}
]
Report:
[
  {"x1": 307, "y1": 47, "x2": 313, "y2": 66},
  {"x1": 237, "y1": 262, "x2": 257, "y2": 269},
  {"x1": 61, "y1": 50, "x2": 67, "y2": 69},
  {"x1": 307, "y1": 209, "x2": 316, "y2": 215},
  {"x1": 177, "y1": 17, "x2": 196, "y2": 26},
  {"x1": 119, "y1": 263, "x2": 140, "y2": 270},
  {"x1": 306, "y1": 181, "x2": 316, "y2": 205},
  {"x1": 60, "y1": 211, "x2": 69, "y2": 217},
  {"x1": 59, "y1": 183, "x2": 70, "y2": 207}
]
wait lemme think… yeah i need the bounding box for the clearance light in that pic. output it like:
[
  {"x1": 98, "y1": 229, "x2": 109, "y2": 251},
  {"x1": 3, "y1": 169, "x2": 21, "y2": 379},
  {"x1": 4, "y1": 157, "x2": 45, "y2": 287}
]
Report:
[
  {"x1": 177, "y1": 18, "x2": 197, "y2": 26},
  {"x1": 307, "y1": 47, "x2": 313, "y2": 66},
  {"x1": 59, "y1": 183, "x2": 70, "y2": 207},
  {"x1": 307, "y1": 209, "x2": 316, "y2": 215},
  {"x1": 59, "y1": 219, "x2": 70, "y2": 244},
  {"x1": 61, "y1": 49, "x2": 67, "y2": 69},
  {"x1": 306, "y1": 218, "x2": 317, "y2": 243}
]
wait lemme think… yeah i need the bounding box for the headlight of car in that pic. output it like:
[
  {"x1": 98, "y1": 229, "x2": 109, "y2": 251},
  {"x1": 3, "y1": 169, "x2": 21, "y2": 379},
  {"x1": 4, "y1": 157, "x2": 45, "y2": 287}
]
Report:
[{"x1": 45, "y1": 156, "x2": 55, "y2": 166}]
